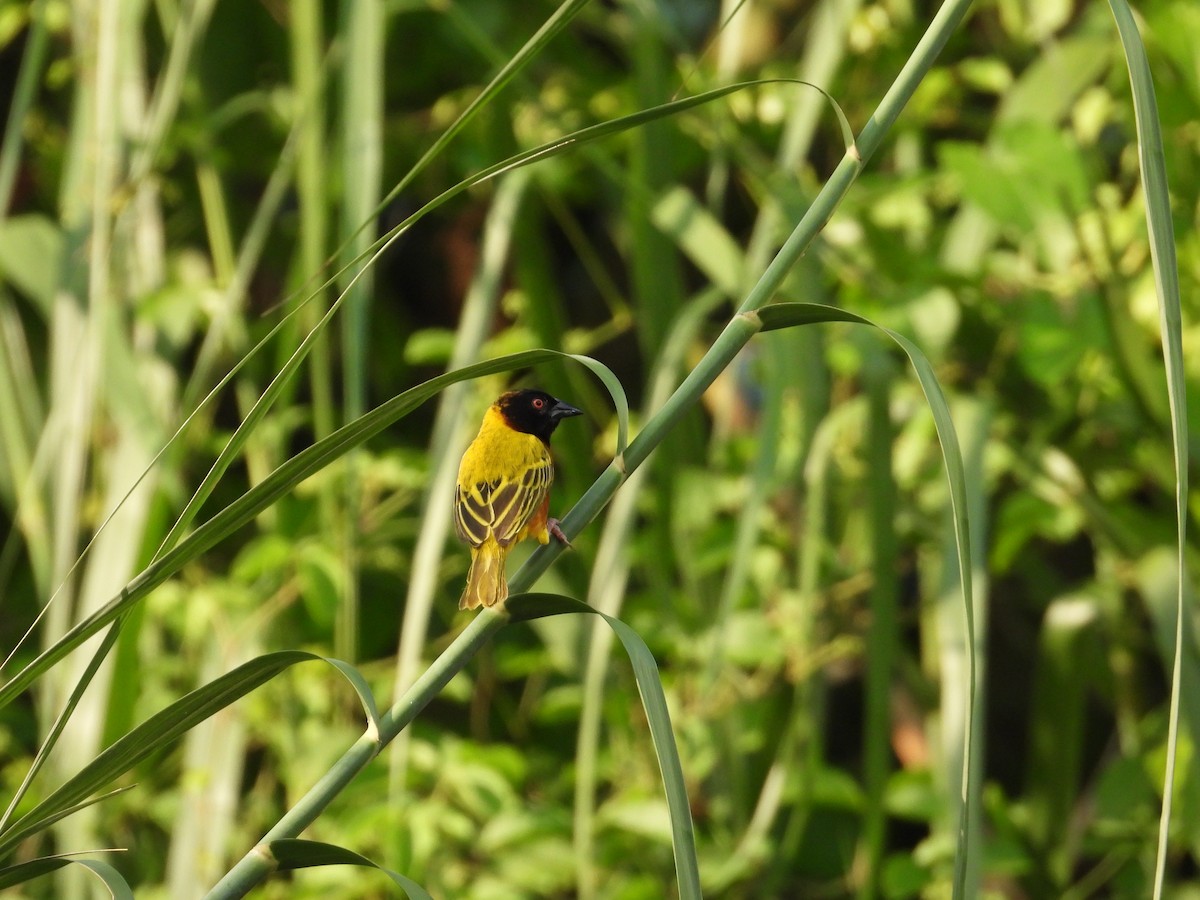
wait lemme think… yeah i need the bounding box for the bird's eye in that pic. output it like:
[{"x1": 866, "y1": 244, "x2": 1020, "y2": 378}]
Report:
[{"x1": 532, "y1": 398, "x2": 545, "y2": 410}]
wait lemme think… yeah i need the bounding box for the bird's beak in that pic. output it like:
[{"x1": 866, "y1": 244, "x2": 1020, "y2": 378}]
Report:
[{"x1": 549, "y1": 399, "x2": 583, "y2": 421}]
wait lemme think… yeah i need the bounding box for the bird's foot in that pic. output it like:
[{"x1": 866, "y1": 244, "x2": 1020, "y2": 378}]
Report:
[{"x1": 548, "y1": 518, "x2": 572, "y2": 547}]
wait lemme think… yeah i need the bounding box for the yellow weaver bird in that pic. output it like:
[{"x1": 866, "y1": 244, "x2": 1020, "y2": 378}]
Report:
[{"x1": 454, "y1": 389, "x2": 582, "y2": 610}]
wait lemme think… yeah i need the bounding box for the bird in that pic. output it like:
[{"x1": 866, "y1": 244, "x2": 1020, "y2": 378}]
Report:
[{"x1": 454, "y1": 389, "x2": 582, "y2": 610}]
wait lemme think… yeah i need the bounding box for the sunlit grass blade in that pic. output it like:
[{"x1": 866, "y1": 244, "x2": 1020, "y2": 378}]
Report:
[
  {"x1": 756, "y1": 302, "x2": 977, "y2": 898},
  {"x1": 0, "y1": 651, "x2": 379, "y2": 858},
  {"x1": 0, "y1": 622, "x2": 120, "y2": 833},
  {"x1": 270, "y1": 839, "x2": 432, "y2": 900},
  {"x1": 1106, "y1": 3, "x2": 1189, "y2": 897},
  {"x1": 0, "y1": 855, "x2": 132, "y2": 896},
  {"x1": 507, "y1": 593, "x2": 701, "y2": 900}
]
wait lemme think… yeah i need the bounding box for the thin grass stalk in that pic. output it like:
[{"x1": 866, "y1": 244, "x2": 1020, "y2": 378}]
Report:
[
  {"x1": 0, "y1": 0, "x2": 51, "y2": 217},
  {"x1": 705, "y1": 341, "x2": 785, "y2": 689},
  {"x1": 288, "y1": 0, "x2": 334, "y2": 442},
  {"x1": 942, "y1": 399, "x2": 989, "y2": 897},
  {"x1": 127, "y1": 0, "x2": 217, "y2": 185},
  {"x1": 166, "y1": 640, "x2": 255, "y2": 898},
  {"x1": 702, "y1": 0, "x2": 753, "y2": 208},
  {"x1": 0, "y1": 306, "x2": 51, "y2": 590},
  {"x1": 1105, "y1": 3, "x2": 1189, "y2": 895},
  {"x1": 334, "y1": 0, "x2": 383, "y2": 665},
  {"x1": 573, "y1": 470, "x2": 645, "y2": 900}
]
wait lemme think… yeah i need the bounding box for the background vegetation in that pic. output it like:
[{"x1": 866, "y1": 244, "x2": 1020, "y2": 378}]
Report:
[{"x1": 0, "y1": 0, "x2": 1196, "y2": 897}]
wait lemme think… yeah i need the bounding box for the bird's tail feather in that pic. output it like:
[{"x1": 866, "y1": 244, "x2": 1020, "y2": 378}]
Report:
[{"x1": 460, "y1": 544, "x2": 508, "y2": 610}]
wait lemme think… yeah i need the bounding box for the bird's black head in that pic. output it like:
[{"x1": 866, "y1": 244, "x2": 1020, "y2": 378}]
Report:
[{"x1": 496, "y1": 389, "x2": 582, "y2": 443}]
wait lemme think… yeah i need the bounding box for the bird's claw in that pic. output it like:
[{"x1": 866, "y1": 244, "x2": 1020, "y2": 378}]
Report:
[{"x1": 548, "y1": 518, "x2": 572, "y2": 547}]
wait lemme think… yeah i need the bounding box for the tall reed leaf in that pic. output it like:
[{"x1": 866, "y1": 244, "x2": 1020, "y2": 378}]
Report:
[
  {"x1": 0, "y1": 856, "x2": 133, "y2": 896},
  {"x1": 269, "y1": 840, "x2": 432, "y2": 899},
  {"x1": 508, "y1": 593, "x2": 702, "y2": 900},
  {"x1": 1107, "y1": 3, "x2": 1189, "y2": 896},
  {"x1": 757, "y1": 302, "x2": 977, "y2": 898},
  {"x1": 0, "y1": 651, "x2": 380, "y2": 859}
]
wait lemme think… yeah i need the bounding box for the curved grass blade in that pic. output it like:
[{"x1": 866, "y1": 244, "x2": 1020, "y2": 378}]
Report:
[
  {"x1": 565, "y1": 353, "x2": 630, "y2": 457},
  {"x1": 1106, "y1": 4, "x2": 1189, "y2": 896},
  {"x1": 269, "y1": 839, "x2": 432, "y2": 899},
  {"x1": 0, "y1": 856, "x2": 132, "y2": 897},
  {"x1": 0, "y1": 652, "x2": 379, "y2": 858},
  {"x1": 0, "y1": 350, "x2": 622, "y2": 708},
  {"x1": 0, "y1": 622, "x2": 120, "y2": 832},
  {"x1": 506, "y1": 593, "x2": 701, "y2": 900},
  {"x1": 757, "y1": 302, "x2": 977, "y2": 898}
]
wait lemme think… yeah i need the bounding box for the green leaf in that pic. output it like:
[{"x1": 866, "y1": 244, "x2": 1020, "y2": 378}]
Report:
[
  {"x1": 0, "y1": 652, "x2": 379, "y2": 858},
  {"x1": 756, "y1": 301, "x2": 977, "y2": 898},
  {"x1": 0, "y1": 622, "x2": 121, "y2": 833},
  {"x1": 270, "y1": 840, "x2": 432, "y2": 900},
  {"x1": 1108, "y1": 2, "x2": 1190, "y2": 896},
  {"x1": 0, "y1": 856, "x2": 132, "y2": 897},
  {"x1": 506, "y1": 593, "x2": 701, "y2": 900}
]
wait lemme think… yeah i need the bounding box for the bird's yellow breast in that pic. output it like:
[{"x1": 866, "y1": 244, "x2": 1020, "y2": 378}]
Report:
[{"x1": 457, "y1": 406, "x2": 552, "y2": 488}]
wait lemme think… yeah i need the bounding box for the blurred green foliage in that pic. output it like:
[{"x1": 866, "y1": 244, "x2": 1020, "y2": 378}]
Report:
[{"x1": 0, "y1": 0, "x2": 1197, "y2": 897}]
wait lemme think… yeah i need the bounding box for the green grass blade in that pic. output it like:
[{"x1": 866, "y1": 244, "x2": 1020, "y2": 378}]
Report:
[
  {"x1": 758, "y1": 302, "x2": 977, "y2": 898},
  {"x1": 372, "y1": 0, "x2": 590, "y2": 226},
  {"x1": 0, "y1": 651, "x2": 378, "y2": 857},
  {"x1": 269, "y1": 839, "x2": 432, "y2": 899},
  {"x1": 507, "y1": 593, "x2": 701, "y2": 900},
  {"x1": 1106, "y1": 4, "x2": 1189, "y2": 896},
  {"x1": 0, "y1": 856, "x2": 132, "y2": 897},
  {"x1": 0, "y1": 622, "x2": 121, "y2": 833}
]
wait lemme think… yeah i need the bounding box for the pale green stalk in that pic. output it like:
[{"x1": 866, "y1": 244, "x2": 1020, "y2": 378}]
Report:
[
  {"x1": 335, "y1": 0, "x2": 383, "y2": 664},
  {"x1": 1106, "y1": 1, "x2": 1188, "y2": 895},
  {"x1": 935, "y1": 399, "x2": 990, "y2": 898},
  {"x1": 209, "y1": 0, "x2": 977, "y2": 890},
  {"x1": 128, "y1": 0, "x2": 218, "y2": 185},
  {"x1": 50, "y1": 3, "x2": 124, "y2": 896},
  {"x1": 386, "y1": 170, "x2": 531, "y2": 818},
  {"x1": 166, "y1": 641, "x2": 255, "y2": 898},
  {"x1": 289, "y1": 0, "x2": 334, "y2": 442}
]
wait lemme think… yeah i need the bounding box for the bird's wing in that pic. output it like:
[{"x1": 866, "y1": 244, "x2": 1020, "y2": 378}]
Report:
[{"x1": 455, "y1": 456, "x2": 554, "y2": 547}]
